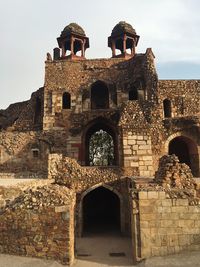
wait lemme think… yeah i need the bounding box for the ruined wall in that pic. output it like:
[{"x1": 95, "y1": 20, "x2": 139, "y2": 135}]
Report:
[
  {"x1": 0, "y1": 101, "x2": 28, "y2": 130},
  {"x1": 0, "y1": 184, "x2": 75, "y2": 265},
  {"x1": 0, "y1": 87, "x2": 44, "y2": 131},
  {"x1": 130, "y1": 155, "x2": 200, "y2": 260},
  {"x1": 158, "y1": 80, "x2": 200, "y2": 118},
  {"x1": 0, "y1": 131, "x2": 50, "y2": 176},
  {"x1": 48, "y1": 154, "x2": 124, "y2": 191}
]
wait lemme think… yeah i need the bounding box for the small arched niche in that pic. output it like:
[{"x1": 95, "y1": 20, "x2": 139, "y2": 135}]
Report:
[
  {"x1": 163, "y1": 99, "x2": 172, "y2": 118},
  {"x1": 91, "y1": 81, "x2": 109, "y2": 109}
]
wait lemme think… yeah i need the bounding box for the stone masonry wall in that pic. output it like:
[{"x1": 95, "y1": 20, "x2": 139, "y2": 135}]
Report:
[
  {"x1": 123, "y1": 131, "x2": 153, "y2": 176},
  {"x1": 138, "y1": 190, "x2": 200, "y2": 258}
]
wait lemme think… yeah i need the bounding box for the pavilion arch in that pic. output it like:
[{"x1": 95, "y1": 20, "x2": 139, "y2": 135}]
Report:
[
  {"x1": 77, "y1": 183, "x2": 125, "y2": 237},
  {"x1": 165, "y1": 133, "x2": 200, "y2": 177},
  {"x1": 91, "y1": 80, "x2": 109, "y2": 109},
  {"x1": 81, "y1": 117, "x2": 119, "y2": 166}
]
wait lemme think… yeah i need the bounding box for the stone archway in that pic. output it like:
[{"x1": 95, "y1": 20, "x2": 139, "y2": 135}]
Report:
[{"x1": 77, "y1": 184, "x2": 125, "y2": 237}]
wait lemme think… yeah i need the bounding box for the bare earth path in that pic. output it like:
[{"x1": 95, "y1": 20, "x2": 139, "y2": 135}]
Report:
[
  {"x1": 1, "y1": 251, "x2": 200, "y2": 267},
  {"x1": 1, "y1": 232, "x2": 200, "y2": 267}
]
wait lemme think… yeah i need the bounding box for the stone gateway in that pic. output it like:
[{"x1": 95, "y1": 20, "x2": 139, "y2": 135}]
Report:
[{"x1": 0, "y1": 21, "x2": 200, "y2": 265}]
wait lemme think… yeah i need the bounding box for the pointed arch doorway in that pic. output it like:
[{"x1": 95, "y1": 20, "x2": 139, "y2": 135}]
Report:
[{"x1": 81, "y1": 186, "x2": 121, "y2": 236}]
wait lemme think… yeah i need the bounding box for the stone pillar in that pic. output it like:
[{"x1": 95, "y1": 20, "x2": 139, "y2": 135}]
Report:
[
  {"x1": 61, "y1": 43, "x2": 65, "y2": 57},
  {"x1": 131, "y1": 39, "x2": 135, "y2": 55},
  {"x1": 111, "y1": 40, "x2": 116, "y2": 57},
  {"x1": 53, "y1": 47, "x2": 60, "y2": 60},
  {"x1": 81, "y1": 40, "x2": 85, "y2": 57},
  {"x1": 130, "y1": 193, "x2": 140, "y2": 263},
  {"x1": 123, "y1": 34, "x2": 127, "y2": 53},
  {"x1": 71, "y1": 37, "x2": 74, "y2": 55}
]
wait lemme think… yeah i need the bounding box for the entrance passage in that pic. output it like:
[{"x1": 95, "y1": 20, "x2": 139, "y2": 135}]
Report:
[{"x1": 83, "y1": 187, "x2": 120, "y2": 234}]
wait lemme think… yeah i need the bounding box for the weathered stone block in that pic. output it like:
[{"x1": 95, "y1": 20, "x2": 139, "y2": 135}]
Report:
[
  {"x1": 176, "y1": 199, "x2": 189, "y2": 206},
  {"x1": 128, "y1": 139, "x2": 136, "y2": 145},
  {"x1": 139, "y1": 191, "x2": 148, "y2": 200},
  {"x1": 148, "y1": 191, "x2": 158, "y2": 199},
  {"x1": 178, "y1": 235, "x2": 190, "y2": 246},
  {"x1": 130, "y1": 162, "x2": 139, "y2": 167},
  {"x1": 162, "y1": 199, "x2": 172, "y2": 207},
  {"x1": 179, "y1": 219, "x2": 195, "y2": 228},
  {"x1": 160, "y1": 220, "x2": 175, "y2": 227},
  {"x1": 140, "y1": 213, "x2": 157, "y2": 221}
]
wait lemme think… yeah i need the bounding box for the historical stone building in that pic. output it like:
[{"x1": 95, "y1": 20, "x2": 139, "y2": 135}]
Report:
[{"x1": 0, "y1": 21, "x2": 200, "y2": 265}]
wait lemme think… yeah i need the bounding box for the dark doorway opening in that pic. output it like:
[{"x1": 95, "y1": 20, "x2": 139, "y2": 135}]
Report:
[
  {"x1": 168, "y1": 136, "x2": 200, "y2": 176},
  {"x1": 129, "y1": 88, "x2": 138, "y2": 100},
  {"x1": 163, "y1": 99, "x2": 172, "y2": 118},
  {"x1": 83, "y1": 187, "x2": 120, "y2": 235},
  {"x1": 91, "y1": 81, "x2": 109, "y2": 109},
  {"x1": 169, "y1": 137, "x2": 191, "y2": 167}
]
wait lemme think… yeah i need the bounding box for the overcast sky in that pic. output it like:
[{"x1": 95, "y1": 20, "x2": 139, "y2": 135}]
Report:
[{"x1": 0, "y1": 0, "x2": 200, "y2": 109}]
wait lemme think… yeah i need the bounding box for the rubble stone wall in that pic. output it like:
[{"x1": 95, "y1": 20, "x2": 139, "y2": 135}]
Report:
[
  {"x1": 0, "y1": 131, "x2": 49, "y2": 176},
  {"x1": 158, "y1": 80, "x2": 200, "y2": 118},
  {"x1": 0, "y1": 184, "x2": 75, "y2": 265}
]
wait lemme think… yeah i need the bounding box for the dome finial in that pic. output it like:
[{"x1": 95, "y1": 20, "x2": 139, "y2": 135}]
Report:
[
  {"x1": 57, "y1": 22, "x2": 89, "y2": 60},
  {"x1": 108, "y1": 21, "x2": 140, "y2": 59}
]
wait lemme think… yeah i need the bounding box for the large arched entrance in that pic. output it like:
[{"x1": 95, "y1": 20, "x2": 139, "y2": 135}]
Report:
[
  {"x1": 82, "y1": 118, "x2": 118, "y2": 166},
  {"x1": 82, "y1": 186, "x2": 120, "y2": 235},
  {"x1": 168, "y1": 136, "x2": 199, "y2": 177}
]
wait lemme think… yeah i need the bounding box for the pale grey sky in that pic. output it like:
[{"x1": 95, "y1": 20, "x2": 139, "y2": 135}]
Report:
[{"x1": 0, "y1": 0, "x2": 200, "y2": 109}]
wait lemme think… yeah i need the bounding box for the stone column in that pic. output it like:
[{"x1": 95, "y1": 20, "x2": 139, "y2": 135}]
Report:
[
  {"x1": 123, "y1": 34, "x2": 127, "y2": 53},
  {"x1": 131, "y1": 39, "x2": 135, "y2": 55},
  {"x1": 111, "y1": 39, "x2": 116, "y2": 57},
  {"x1": 81, "y1": 40, "x2": 85, "y2": 57},
  {"x1": 71, "y1": 37, "x2": 74, "y2": 55},
  {"x1": 61, "y1": 43, "x2": 65, "y2": 57}
]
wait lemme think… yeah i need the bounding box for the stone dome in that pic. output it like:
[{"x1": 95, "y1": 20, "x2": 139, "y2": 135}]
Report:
[
  {"x1": 61, "y1": 23, "x2": 86, "y2": 37},
  {"x1": 111, "y1": 21, "x2": 136, "y2": 37}
]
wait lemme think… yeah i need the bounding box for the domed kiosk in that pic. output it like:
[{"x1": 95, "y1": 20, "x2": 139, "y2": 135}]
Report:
[
  {"x1": 108, "y1": 21, "x2": 140, "y2": 58},
  {"x1": 56, "y1": 23, "x2": 89, "y2": 60}
]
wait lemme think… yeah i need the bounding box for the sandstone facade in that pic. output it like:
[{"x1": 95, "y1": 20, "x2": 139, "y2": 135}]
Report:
[{"x1": 0, "y1": 21, "x2": 199, "y2": 265}]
